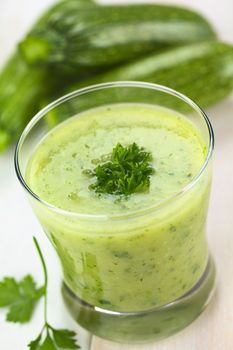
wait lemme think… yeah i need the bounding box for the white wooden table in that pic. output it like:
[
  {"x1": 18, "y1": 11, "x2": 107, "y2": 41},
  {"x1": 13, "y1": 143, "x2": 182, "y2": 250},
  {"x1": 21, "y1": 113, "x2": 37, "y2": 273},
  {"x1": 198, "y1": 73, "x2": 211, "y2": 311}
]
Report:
[{"x1": 0, "y1": 1, "x2": 233, "y2": 349}]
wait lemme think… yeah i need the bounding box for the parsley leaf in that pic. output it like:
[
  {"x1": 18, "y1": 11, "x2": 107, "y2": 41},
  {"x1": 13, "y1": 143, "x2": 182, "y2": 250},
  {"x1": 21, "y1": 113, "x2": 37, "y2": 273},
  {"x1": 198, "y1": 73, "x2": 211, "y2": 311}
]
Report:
[
  {"x1": 84, "y1": 142, "x2": 155, "y2": 196},
  {"x1": 0, "y1": 275, "x2": 44, "y2": 323},
  {"x1": 28, "y1": 327, "x2": 80, "y2": 350},
  {"x1": 39, "y1": 334, "x2": 57, "y2": 350},
  {"x1": 52, "y1": 328, "x2": 80, "y2": 349},
  {"x1": 28, "y1": 333, "x2": 42, "y2": 350}
]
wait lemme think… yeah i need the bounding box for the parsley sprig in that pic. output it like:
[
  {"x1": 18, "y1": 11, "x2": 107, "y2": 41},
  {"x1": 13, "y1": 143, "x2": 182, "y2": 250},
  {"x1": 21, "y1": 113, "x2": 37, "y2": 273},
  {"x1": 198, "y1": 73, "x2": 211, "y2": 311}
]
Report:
[
  {"x1": 0, "y1": 237, "x2": 80, "y2": 349},
  {"x1": 84, "y1": 142, "x2": 155, "y2": 196},
  {"x1": 0, "y1": 275, "x2": 44, "y2": 323}
]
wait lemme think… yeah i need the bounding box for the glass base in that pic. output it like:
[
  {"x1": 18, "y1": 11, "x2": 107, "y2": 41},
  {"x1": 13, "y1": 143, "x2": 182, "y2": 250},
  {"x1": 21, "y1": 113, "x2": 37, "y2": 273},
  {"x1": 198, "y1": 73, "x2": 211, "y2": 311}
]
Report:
[{"x1": 62, "y1": 256, "x2": 216, "y2": 343}]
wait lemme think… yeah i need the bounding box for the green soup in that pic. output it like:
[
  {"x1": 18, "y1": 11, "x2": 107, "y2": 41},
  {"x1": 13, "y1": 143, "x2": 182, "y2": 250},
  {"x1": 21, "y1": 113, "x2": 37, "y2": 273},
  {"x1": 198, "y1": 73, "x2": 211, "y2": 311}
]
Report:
[{"x1": 26, "y1": 103, "x2": 210, "y2": 312}]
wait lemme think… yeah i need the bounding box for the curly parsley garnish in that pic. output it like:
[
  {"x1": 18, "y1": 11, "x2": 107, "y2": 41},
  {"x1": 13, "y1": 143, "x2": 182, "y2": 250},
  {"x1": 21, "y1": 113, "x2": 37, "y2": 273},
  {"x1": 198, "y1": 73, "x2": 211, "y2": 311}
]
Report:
[{"x1": 83, "y1": 143, "x2": 155, "y2": 196}]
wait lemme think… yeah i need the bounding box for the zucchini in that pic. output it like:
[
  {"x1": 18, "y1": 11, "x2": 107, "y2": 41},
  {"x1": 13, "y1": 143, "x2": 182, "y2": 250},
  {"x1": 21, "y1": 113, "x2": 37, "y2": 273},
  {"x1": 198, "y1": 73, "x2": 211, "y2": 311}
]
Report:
[
  {"x1": 0, "y1": 54, "x2": 47, "y2": 151},
  {"x1": 19, "y1": 4, "x2": 216, "y2": 70},
  {"x1": 0, "y1": 0, "x2": 96, "y2": 151},
  {"x1": 48, "y1": 41, "x2": 233, "y2": 126},
  {"x1": 0, "y1": 54, "x2": 75, "y2": 152}
]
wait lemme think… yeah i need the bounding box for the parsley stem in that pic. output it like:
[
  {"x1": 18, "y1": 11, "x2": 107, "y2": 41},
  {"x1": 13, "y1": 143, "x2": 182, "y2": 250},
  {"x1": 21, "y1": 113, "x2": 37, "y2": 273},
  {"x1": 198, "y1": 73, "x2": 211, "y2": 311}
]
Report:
[{"x1": 33, "y1": 236, "x2": 48, "y2": 324}]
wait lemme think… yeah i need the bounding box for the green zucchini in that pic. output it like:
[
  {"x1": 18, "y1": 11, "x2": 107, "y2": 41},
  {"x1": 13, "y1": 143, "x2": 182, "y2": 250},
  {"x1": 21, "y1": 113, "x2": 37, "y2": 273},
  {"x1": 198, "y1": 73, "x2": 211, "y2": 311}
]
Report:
[
  {"x1": 19, "y1": 4, "x2": 216, "y2": 70},
  {"x1": 0, "y1": 53, "x2": 77, "y2": 152},
  {"x1": 0, "y1": 0, "x2": 96, "y2": 151},
  {"x1": 47, "y1": 41, "x2": 233, "y2": 127},
  {"x1": 0, "y1": 54, "x2": 46, "y2": 151}
]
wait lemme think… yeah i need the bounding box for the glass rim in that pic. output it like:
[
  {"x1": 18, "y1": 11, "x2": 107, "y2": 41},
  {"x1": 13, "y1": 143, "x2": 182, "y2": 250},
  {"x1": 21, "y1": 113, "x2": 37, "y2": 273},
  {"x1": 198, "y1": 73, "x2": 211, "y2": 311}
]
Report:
[{"x1": 14, "y1": 81, "x2": 214, "y2": 221}]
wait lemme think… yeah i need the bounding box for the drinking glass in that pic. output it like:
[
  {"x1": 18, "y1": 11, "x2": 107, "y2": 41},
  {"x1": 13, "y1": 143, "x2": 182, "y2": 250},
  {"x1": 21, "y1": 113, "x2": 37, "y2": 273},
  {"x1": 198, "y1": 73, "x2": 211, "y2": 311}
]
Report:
[{"x1": 15, "y1": 82, "x2": 215, "y2": 343}]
